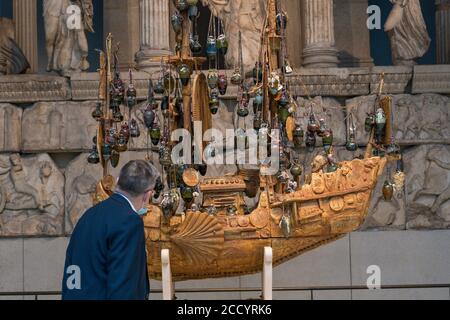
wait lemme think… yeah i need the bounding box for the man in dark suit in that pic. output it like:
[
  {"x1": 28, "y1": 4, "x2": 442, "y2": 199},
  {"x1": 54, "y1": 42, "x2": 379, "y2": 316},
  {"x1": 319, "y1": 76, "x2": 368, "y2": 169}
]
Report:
[{"x1": 62, "y1": 160, "x2": 160, "y2": 300}]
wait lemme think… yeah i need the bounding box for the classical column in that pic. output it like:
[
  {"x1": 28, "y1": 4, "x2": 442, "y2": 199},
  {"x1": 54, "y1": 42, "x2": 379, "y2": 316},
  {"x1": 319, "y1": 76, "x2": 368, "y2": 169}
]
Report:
[
  {"x1": 135, "y1": 0, "x2": 172, "y2": 71},
  {"x1": 13, "y1": 0, "x2": 38, "y2": 73},
  {"x1": 436, "y1": 0, "x2": 450, "y2": 64},
  {"x1": 301, "y1": 0, "x2": 339, "y2": 68}
]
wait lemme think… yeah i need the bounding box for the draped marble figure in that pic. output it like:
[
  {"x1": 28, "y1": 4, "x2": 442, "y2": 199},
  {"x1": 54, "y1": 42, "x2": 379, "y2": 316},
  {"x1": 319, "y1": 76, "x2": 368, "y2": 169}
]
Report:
[
  {"x1": 0, "y1": 18, "x2": 30, "y2": 75},
  {"x1": 43, "y1": 0, "x2": 94, "y2": 76},
  {"x1": 202, "y1": 0, "x2": 266, "y2": 71},
  {"x1": 384, "y1": 0, "x2": 431, "y2": 66}
]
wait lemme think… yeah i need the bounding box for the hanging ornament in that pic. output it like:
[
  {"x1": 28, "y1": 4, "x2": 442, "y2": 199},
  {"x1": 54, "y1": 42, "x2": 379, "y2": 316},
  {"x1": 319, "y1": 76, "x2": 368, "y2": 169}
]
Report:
[
  {"x1": 383, "y1": 180, "x2": 394, "y2": 201},
  {"x1": 174, "y1": 0, "x2": 189, "y2": 12},
  {"x1": 276, "y1": 12, "x2": 288, "y2": 34},
  {"x1": 305, "y1": 131, "x2": 316, "y2": 151},
  {"x1": 159, "y1": 145, "x2": 172, "y2": 167},
  {"x1": 206, "y1": 35, "x2": 217, "y2": 58},
  {"x1": 188, "y1": 4, "x2": 199, "y2": 21},
  {"x1": 126, "y1": 69, "x2": 137, "y2": 109},
  {"x1": 161, "y1": 95, "x2": 170, "y2": 117},
  {"x1": 150, "y1": 124, "x2": 162, "y2": 146},
  {"x1": 346, "y1": 113, "x2": 358, "y2": 152},
  {"x1": 364, "y1": 113, "x2": 375, "y2": 132},
  {"x1": 253, "y1": 114, "x2": 262, "y2": 131},
  {"x1": 102, "y1": 143, "x2": 112, "y2": 162},
  {"x1": 190, "y1": 34, "x2": 202, "y2": 54},
  {"x1": 110, "y1": 150, "x2": 120, "y2": 168},
  {"x1": 119, "y1": 123, "x2": 130, "y2": 141},
  {"x1": 164, "y1": 72, "x2": 176, "y2": 94},
  {"x1": 207, "y1": 69, "x2": 219, "y2": 89},
  {"x1": 307, "y1": 112, "x2": 320, "y2": 134},
  {"x1": 322, "y1": 129, "x2": 334, "y2": 153},
  {"x1": 216, "y1": 34, "x2": 229, "y2": 56},
  {"x1": 87, "y1": 145, "x2": 100, "y2": 164},
  {"x1": 277, "y1": 107, "x2": 290, "y2": 124},
  {"x1": 143, "y1": 105, "x2": 155, "y2": 129},
  {"x1": 237, "y1": 103, "x2": 249, "y2": 118},
  {"x1": 218, "y1": 72, "x2": 228, "y2": 95},
  {"x1": 278, "y1": 90, "x2": 290, "y2": 108},
  {"x1": 252, "y1": 62, "x2": 263, "y2": 84},
  {"x1": 230, "y1": 67, "x2": 242, "y2": 85},
  {"x1": 375, "y1": 107, "x2": 387, "y2": 143},
  {"x1": 115, "y1": 134, "x2": 128, "y2": 152},
  {"x1": 154, "y1": 79, "x2": 165, "y2": 95},
  {"x1": 209, "y1": 89, "x2": 220, "y2": 115},
  {"x1": 290, "y1": 162, "x2": 303, "y2": 180},
  {"x1": 129, "y1": 119, "x2": 140, "y2": 138},
  {"x1": 268, "y1": 72, "x2": 282, "y2": 96},
  {"x1": 178, "y1": 64, "x2": 192, "y2": 86},
  {"x1": 293, "y1": 125, "x2": 305, "y2": 149},
  {"x1": 112, "y1": 106, "x2": 124, "y2": 123},
  {"x1": 92, "y1": 102, "x2": 103, "y2": 121},
  {"x1": 161, "y1": 189, "x2": 181, "y2": 221},
  {"x1": 186, "y1": 0, "x2": 198, "y2": 6}
]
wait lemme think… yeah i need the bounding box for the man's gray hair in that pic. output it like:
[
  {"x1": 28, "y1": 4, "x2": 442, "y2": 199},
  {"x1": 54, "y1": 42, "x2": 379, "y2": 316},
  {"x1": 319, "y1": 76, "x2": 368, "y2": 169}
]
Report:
[{"x1": 117, "y1": 160, "x2": 160, "y2": 197}]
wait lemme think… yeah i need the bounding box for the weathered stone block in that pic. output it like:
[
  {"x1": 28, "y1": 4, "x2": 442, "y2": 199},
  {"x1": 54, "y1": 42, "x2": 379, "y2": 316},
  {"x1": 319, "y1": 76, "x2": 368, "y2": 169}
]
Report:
[
  {"x1": 0, "y1": 239, "x2": 23, "y2": 292},
  {"x1": 65, "y1": 151, "x2": 162, "y2": 233},
  {"x1": 404, "y1": 145, "x2": 450, "y2": 229},
  {"x1": 346, "y1": 94, "x2": 450, "y2": 146},
  {"x1": 22, "y1": 101, "x2": 98, "y2": 152},
  {"x1": 0, "y1": 75, "x2": 71, "y2": 103},
  {"x1": 0, "y1": 153, "x2": 64, "y2": 237},
  {"x1": 413, "y1": 65, "x2": 450, "y2": 94},
  {"x1": 0, "y1": 104, "x2": 22, "y2": 152}
]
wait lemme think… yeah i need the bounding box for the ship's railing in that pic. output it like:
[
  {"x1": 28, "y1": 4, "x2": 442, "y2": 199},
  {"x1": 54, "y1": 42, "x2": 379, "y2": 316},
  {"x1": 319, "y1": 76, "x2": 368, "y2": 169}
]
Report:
[{"x1": 2, "y1": 283, "x2": 450, "y2": 300}]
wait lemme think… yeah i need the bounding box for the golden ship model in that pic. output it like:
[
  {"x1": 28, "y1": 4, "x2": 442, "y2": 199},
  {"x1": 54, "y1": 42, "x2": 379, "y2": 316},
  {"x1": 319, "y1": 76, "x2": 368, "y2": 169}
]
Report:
[{"x1": 92, "y1": 0, "x2": 399, "y2": 281}]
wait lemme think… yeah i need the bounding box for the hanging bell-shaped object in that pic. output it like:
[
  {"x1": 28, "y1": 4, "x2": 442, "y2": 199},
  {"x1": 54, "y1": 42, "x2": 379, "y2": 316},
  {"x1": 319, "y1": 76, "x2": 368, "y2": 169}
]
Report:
[
  {"x1": 268, "y1": 72, "x2": 281, "y2": 96},
  {"x1": 278, "y1": 90, "x2": 290, "y2": 108},
  {"x1": 92, "y1": 102, "x2": 103, "y2": 121},
  {"x1": 383, "y1": 180, "x2": 394, "y2": 201},
  {"x1": 126, "y1": 85, "x2": 137, "y2": 109},
  {"x1": 253, "y1": 116, "x2": 262, "y2": 131},
  {"x1": 178, "y1": 64, "x2": 192, "y2": 86},
  {"x1": 102, "y1": 143, "x2": 112, "y2": 162},
  {"x1": 305, "y1": 131, "x2": 316, "y2": 151},
  {"x1": 143, "y1": 106, "x2": 155, "y2": 129},
  {"x1": 346, "y1": 131, "x2": 358, "y2": 152},
  {"x1": 322, "y1": 129, "x2": 334, "y2": 152},
  {"x1": 115, "y1": 134, "x2": 128, "y2": 152},
  {"x1": 290, "y1": 163, "x2": 303, "y2": 180},
  {"x1": 230, "y1": 68, "x2": 242, "y2": 85},
  {"x1": 206, "y1": 36, "x2": 217, "y2": 58},
  {"x1": 87, "y1": 146, "x2": 100, "y2": 164},
  {"x1": 237, "y1": 103, "x2": 249, "y2": 118},
  {"x1": 216, "y1": 34, "x2": 229, "y2": 56},
  {"x1": 276, "y1": 12, "x2": 288, "y2": 34},
  {"x1": 161, "y1": 189, "x2": 180, "y2": 221},
  {"x1": 293, "y1": 126, "x2": 305, "y2": 149},
  {"x1": 190, "y1": 34, "x2": 202, "y2": 54},
  {"x1": 188, "y1": 4, "x2": 199, "y2": 21},
  {"x1": 159, "y1": 146, "x2": 172, "y2": 167},
  {"x1": 110, "y1": 150, "x2": 120, "y2": 168},
  {"x1": 364, "y1": 113, "x2": 375, "y2": 132},
  {"x1": 252, "y1": 62, "x2": 263, "y2": 84},
  {"x1": 307, "y1": 114, "x2": 320, "y2": 133},
  {"x1": 120, "y1": 123, "x2": 130, "y2": 141},
  {"x1": 129, "y1": 119, "x2": 140, "y2": 138},
  {"x1": 180, "y1": 185, "x2": 195, "y2": 204},
  {"x1": 161, "y1": 95, "x2": 170, "y2": 114},
  {"x1": 209, "y1": 90, "x2": 220, "y2": 115},
  {"x1": 150, "y1": 125, "x2": 161, "y2": 146},
  {"x1": 112, "y1": 107, "x2": 124, "y2": 123},
  {"x1": 207, "y1": 69, "x2": 219, "y2": 89},
  {"x1": 375, "y1": 107, "x2": 387, "y2": 142},
  {"x1": 174, "y1": 0, "x2": 189, "y2": 12},
  {"x1": 218, "y1": 73, "x2": 228, "y2": 95},
  {"x1": 154, "y1": 80, "x2": 165, "y2": 95},
  {"x1": 254, "y1": 89, "x2": 264, "y2": 106}
]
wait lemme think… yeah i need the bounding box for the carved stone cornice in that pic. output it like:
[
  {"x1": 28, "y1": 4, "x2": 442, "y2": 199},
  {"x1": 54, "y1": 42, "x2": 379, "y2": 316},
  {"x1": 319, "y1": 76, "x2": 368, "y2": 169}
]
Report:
[
  {"x1": 412, "y1": 65, "x2": 450, "y2": 94},
  {"x1": 370, "y1": 66, "x2": 413, "y2": 94},
  {"x1": 0, "y1": 75, "x2": 71, "y2": 103}
]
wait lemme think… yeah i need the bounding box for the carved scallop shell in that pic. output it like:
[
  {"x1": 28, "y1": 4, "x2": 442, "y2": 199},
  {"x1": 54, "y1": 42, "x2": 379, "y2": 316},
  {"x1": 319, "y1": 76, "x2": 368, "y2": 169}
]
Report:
[{"x1": 170, "y1": 211, "x2": 224, "y2": 265}]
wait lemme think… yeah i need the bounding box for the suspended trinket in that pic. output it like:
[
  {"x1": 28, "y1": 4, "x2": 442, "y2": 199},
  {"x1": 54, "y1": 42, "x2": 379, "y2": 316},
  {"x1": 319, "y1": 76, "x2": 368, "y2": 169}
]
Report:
[
  {"x1": 87, "y1": 145, "x2": 100, "y2": 164},
  {"x1": 252, "y1": 62, "x2": 263, "y2": 84},
  {"x1": 230, "y1": 67, "x2": 242, "y2": 85},
  {"x1": 174, "y1": 96, "x2": 183, "y2": 114},
  {"x1": 188, "y1": 3, "x2": 199, "y2": 21},
  {"x1": 154, "y1": 79, "x2": 165, "y2": 95},
  {"x1": 346, "y1": 113, "x2": 358, "y2": 152},
  {"x1": 174, "y1": 0, "x2": 189, "y2": 12},
  {"x1": 180, "y1": 184, "x2": 195, "y2": 204},
  {"x1": 364, "y1": 113, "x2": 375, "y2": 132},
  {"x1": 102, "y1": 143, "x2": 112, "y2": 162},
  {"x1": 278, "y1": 90, "x2": 290, "y2": 108},
  {"x1": 216, "y1": 34, "x2": 229, "y2": 56},
  {"x1": 150, "y1": 124, "x2": 162, "y2": 146},
  {"x1": 279, "y1": 214, "x2": 292, "y2": 238},
  {"x1": 189, "y1": 34, "x2": 202, "y2": 54},
  {"x1": 268, "y1": 72, "x2": 282, "y2": 96},
  {"x1": 254, "y1": 88, "x2": 264, "y2": 106},
  {"x1": 290, "y1": 163, "x2": 303, "y2": 180},
  {"x1": 112, "y1": 107, "x2": 124, "y2": 123},
  {"x1": 187, "y1": 0, "x2": 198, "y2": 5},
  {"x1": 115, "y1": 134, "x2": 128, "y2": 152},
  {"x1": 161, "y1": 189, "x2": 180, "y2": 221},
  {"x1": 307, "y1": 113, "x2": 320, "y2": 133},
  {"x1": 305, "y1": 131, "x2": 316, "y2": 151},
  {"x1": 237, "y1": 104, "x2": 249, "y2": 118},
  {"x1": 153, "y1": 176, "x2": 164, "y2": 200},
  {"x1": 129, "y1": 119, "x2": 140, "y2": 138},
  {"x1": 209, "y1": 90, "x2": 220, "y2": 115},
  {"x1": 110, "y1": 60, "x2": 125, "y2": 106},
  {"x1": 197, "y1": 163, "x2": 208, "y2": 176},
  {"x1": 207, "y1": 69, "x2": 219, "y2": 89},
  {"x1": 126, "y1": 69, "x2": 137, "y2": 108},
  {"x1": 277, "y1": 107, "x2": 290, "y2": 124},
  {"x1": 105, "y1": 128, "x2": 117, "y2": 146},
  {"x1": 159, "y1": 145, "x2": 172, "y2": 167},
  {"x1": 276, "y1": 12, "x2": 288, "y2": 34},
  {"x1": 119, "y1": 123, "x2": 130, "y2": 141},
  {"x1": 160, "y1": 95, "x2": 170, "y2": 117},
  {"x1": 375, "y1": 107, "x2": 387, "y2": 143},
  {"x1": 143, "y1": 105, "x2": 155, "y2": 129},
  {"x1": 92, "y1": 102, "x2": 103, "y2": 121},
  {"x1": 322, "y1": 129, "x2": 334, "y2": 153},
  {"x1": 383, "y1": 180, "x2": 394, "y2": 201},
  {"x1": 218, "y1": 72, "x2": 228, "y2": 95},
  {"x1": 178, "y1": 64, "x2": 192, "y2": 86},
  {"x1": 326, "y1": 151, "x2": 338, "y2": 173},
  {"x1": 110, "y1": 150, "x2": 120, "y2": 168},
  {"x1": 293, "y1": 126, "x2": 305, "y2": 149},
  {"x1": 253, "y1": 115, "x2": 262, "y2": 131},
  {"x1": 206, "y1": 36, "x2": 217, "y2": 58}
]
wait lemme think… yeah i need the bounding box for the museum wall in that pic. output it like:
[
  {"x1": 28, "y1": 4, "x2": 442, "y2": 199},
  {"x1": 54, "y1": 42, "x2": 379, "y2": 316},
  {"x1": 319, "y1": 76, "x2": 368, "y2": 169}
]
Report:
[{"x1": 1, "y1": 0, "x2": 450, "y2": 300}]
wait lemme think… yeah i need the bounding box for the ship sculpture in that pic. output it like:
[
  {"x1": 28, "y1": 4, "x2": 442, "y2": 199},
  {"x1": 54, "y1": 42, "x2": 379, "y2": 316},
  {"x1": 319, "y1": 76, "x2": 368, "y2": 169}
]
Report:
[{"x1": 91, "y1": 0, "x2": 401, "y2": 281}]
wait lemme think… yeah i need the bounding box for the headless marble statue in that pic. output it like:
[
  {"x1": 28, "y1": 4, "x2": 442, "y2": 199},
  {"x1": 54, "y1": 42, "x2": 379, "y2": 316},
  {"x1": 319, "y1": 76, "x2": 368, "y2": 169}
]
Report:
[
  {"x1": 384, "y1": 0, "x2": 431, "y2": 66},
  {"x1": 0, "y1": 18, "x2": 30, "y2": 75}
]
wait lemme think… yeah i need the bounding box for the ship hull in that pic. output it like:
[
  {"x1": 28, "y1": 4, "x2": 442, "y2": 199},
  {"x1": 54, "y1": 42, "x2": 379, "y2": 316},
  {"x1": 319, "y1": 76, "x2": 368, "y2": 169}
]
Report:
[{"x1": 144, "y1": 156, "x2": 386, "y2": 281}]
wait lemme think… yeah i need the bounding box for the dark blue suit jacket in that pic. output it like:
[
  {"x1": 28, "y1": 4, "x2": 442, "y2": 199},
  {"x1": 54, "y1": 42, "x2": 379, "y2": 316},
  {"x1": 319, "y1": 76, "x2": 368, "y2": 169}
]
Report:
[{"x1": 62, "y1": 193, "x2": 149, "y2": 300}]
